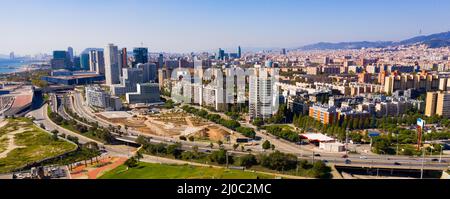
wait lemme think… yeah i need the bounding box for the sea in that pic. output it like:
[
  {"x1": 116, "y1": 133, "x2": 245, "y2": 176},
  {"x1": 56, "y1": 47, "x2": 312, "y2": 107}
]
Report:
[{"x1": 0, "y1": 59, "x2": 29, "y2": 74}]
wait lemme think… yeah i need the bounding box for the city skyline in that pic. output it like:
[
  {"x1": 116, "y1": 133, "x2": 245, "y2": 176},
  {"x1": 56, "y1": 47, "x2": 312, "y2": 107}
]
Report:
[{"x1": 2, "y1": 0, "x2": 450, "y2": 55}]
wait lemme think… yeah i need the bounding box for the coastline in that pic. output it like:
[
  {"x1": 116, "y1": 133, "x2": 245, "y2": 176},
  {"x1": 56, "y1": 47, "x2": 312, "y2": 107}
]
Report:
[{"x1": 0, "y1": 61, "x2": 45, "y2": 75}]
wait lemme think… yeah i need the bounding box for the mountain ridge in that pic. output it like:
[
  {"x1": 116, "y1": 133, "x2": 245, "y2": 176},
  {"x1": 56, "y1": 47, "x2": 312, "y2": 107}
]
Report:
[{"x1": 299, "y1": 31, "x2": 450, "y2": 50}]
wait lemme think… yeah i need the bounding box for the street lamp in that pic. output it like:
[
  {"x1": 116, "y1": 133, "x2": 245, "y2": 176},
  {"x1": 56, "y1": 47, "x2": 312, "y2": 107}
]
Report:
[
  {"x1": 396, "y1": 132, "x2": 399, "y2": 156},
  {"x1": 345, "y1": 128, "x2": 350, "y2": 156}
]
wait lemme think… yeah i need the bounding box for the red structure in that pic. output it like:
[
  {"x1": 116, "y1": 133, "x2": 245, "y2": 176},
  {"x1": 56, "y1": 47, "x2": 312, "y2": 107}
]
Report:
[{"x1": 417, "y1": 126, "x2": 423, "y2": 150}]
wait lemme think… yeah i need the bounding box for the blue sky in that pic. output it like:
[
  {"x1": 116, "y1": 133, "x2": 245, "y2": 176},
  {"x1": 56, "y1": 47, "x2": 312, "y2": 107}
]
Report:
[{"x1": 1, "y1": 0, "x2": 450, "y2": 55}]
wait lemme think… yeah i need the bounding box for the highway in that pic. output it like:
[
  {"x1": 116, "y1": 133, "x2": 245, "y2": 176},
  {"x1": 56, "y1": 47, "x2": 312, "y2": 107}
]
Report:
[{"x1": 62, "y1": 91, "x2": 450, "y2": 170}]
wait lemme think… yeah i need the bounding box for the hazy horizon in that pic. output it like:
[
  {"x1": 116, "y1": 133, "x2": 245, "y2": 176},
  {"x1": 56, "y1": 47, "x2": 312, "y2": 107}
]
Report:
[{"x1": 1, "y1": 0, "x2": 450, "y2": 55}]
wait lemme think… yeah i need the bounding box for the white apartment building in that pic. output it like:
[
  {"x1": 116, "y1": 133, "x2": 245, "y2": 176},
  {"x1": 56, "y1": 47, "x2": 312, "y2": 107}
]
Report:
[{"x1": 249, "y1": 67, "x2": 278, "y2": 120}]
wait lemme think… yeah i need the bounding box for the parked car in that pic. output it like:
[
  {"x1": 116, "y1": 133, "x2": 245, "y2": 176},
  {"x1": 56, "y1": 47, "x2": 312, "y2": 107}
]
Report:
[
  {"x1": 360, "y1": 156, "x2": 367, "y2": 159},
  {"x1": 345, "y1": 159, "x2": 352, "y2": 164},
  {"x1": 394, "y1": 162, "x2": 401, "y2": 165},
  {"x1": 342, "y1": 155, "x2": 349, "y2": 159},
  {"x1": 314, "y1": 153, "x2": 321, "y2": 157}
]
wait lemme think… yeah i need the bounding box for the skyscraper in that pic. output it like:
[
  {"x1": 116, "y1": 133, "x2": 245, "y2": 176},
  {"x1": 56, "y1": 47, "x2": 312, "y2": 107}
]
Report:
[
  {"x1": 238, "y1": 46, "x2": 242, "y2": 58},
  {"x1": 104, "y1": 44, "x2": 121, "y2": 85},
  {"x1": 67, "y1": 47, "x2": 74, "y2": 61},
  {"x1": 217, "y1": 48, "x2": 225, "y2": 60},
  {"x1": 9, "y1": 52, "x2": 14, "y2": 60},
  {"x1": 89, "y1": 50, "x2": 105, "y2": 74},
  {"x1": 118, "y1": 48, "x2": 128, "y2": 76},
  {"x1": 133, "y1": 47, "x2": 148, "y2": 66},
  {"x1": 158, "y1": 53, "x2": 164, "y2": 69},
  {"x1": 137, "y1": 63, "x2": 158, "y2": 83},
  {"x1": 248, "y1": 67, "x2": 278, "y2": 120}
]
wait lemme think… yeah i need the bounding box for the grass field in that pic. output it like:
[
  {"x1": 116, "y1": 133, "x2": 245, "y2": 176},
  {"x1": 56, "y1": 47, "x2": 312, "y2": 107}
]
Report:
[
  {"x1": 0, "y1": 118, "x2": 77, "y2": 173},
  {"x1": 100, "y1": 162, "x2": 276, "y2": 179},
  {"x1": 262, "y1": 124, "x2": 294, "y2": 131}
]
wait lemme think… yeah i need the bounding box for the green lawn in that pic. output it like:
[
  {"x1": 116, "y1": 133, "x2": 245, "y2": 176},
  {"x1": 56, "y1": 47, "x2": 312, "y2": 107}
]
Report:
[
  {"x1": 100, "y1": 162, "x2": 276, "y2": 179},
  {"x1": 0, "y1": 118, "x2": 77, "y2": 173},
  {"x1": 263, "y1": 124, "x2": 294, "y2": 130}
]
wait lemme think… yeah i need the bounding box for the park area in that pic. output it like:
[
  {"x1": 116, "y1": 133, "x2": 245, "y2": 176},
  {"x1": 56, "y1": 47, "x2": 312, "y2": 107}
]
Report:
[
  {"x1": 99, "y1": 162, "x2": 275, "y2": 179},
  {"x1": 0, "y1": 118, "x2": 77, "y2": 173}
]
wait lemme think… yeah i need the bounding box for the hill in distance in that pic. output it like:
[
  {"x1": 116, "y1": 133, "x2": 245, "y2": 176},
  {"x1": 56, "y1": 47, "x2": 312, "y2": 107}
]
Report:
[{"x1": 299, "y1": 31, "x2": 450, "y2": 50}]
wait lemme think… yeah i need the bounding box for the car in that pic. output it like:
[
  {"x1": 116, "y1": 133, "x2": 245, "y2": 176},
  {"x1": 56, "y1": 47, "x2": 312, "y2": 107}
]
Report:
[
  {"x1": 204, "y1": 150, "x2": 211, "y2": 153},
  {"x1": 345, "y1": 159, "x2": 352, "y2": 164},
  {"x1": 360, "y1": 156, "x2": 367, "y2": 159},
  {"x1": 431, "y1": 158, "x2": 439, "y2": 162},
  {"x1": 342, "y1": 155, "x2": 349, "y2": 158},
  {"x1": 314, "y1": 153, "x2": 321, "y2": 157},
  {"x1": 394, "y1": 162, "x2": 401, "y2": 165},
  {"x1": 323, "y1": 160, "x2": 328, "y2": 163}
]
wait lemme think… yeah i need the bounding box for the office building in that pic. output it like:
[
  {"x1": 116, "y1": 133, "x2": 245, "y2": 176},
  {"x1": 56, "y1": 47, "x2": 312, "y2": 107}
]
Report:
[
  {"x1": 80, "y1": 53, "x2": 90, "y2": 71},
  {"x1": 111, "y1": 67, "x2": 144, "y2": 96},
  {"x1": 86, "y1": 85, "x2": 122, "y2": 111},
  {"x1": 104, "y1": 44, "x2": 121, "y2": 85},
  {"x1": 51, "y1": 50, "x2": 73, "y2": 70},
  {"x1": 67, "y1": 47, "x2": 74, "y2": 61},
  {"x1": 137, "y1": 63, "x2": 158, "y2": 83},
  {"x1": 89, "y1": 50, "x2": 105, "y2": 74},
  {"x1": 158, "y1": 54, "x2": 164, "y2": 69},
  {"x1": 126, "y1": 83, "x2": 161, "y2": 104},
  {"x1": 73, "y1": 56, "x2": 81, "y2": 70},
  {"x1": 238, "y1": 46, "x2": 242, "y2": 58},
  {"x1": 133, "y1": 47, "x2": 148, "y2": 66}
]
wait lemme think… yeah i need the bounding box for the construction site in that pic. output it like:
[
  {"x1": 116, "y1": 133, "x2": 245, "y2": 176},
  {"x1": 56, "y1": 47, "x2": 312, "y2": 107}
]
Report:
[{"x1": 98, "y1": 109, "x2": 240, "y2": 143}]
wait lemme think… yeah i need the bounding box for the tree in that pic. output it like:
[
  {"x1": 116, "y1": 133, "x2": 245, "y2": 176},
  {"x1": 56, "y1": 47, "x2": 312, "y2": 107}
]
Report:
[
  {"x1": 135, "y1": 150, "x2": 144, "y2": 162},
  {"x1": 271, "y1": 144, "x2": 276, "y2": 151},
  {"x1": 252, "y1": 118, "x2": 264, "y2": 128},
  {"x1": 179, "y1": 136, "x2": 187, "y2": 141},
  {"x1": 51, "y1": 130, "x2": 59, "y2": 141},
  {"x1": 239, "y1": 154, "x2": 257, "y2": 168},
  {"x1": 311, "y1": 161, "x2": 332, "y2": 179},
  {"x1": 188, "y1": 136, "x2": 195, "y2": 142},
  {"x1": 208, "y1": 149, "x2": 232, "y2": 165},
  {"x1": 260, "y1": 151, "x2": 297, "y2": 171},
  {"x1": 262, "y1": 140, "x2": 271, "y2": 150},
  {"x1": 125, "y1": 157, "x2": 138, "y2": 168},
  {"x1": 217, "y1": 140, "x2": 223, "y2": 147},
  {"x1": 167, "y1": 143, "x2": 182, "y2": 158}
]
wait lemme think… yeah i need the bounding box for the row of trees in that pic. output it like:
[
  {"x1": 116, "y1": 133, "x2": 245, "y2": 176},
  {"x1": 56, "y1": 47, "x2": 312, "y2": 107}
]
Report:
[
  {"x1": 48, "y1": 106, "x2": 115, "y2": 144},
  {"x1": 136, "y1": 136, "x2": 331, "y2": 178},
  {"x1": 182, "y1": 105, "x2": 256, "y2": 138},
  {"x1": 264, "y1": 126, "x2": 300, "y2": 143}
]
